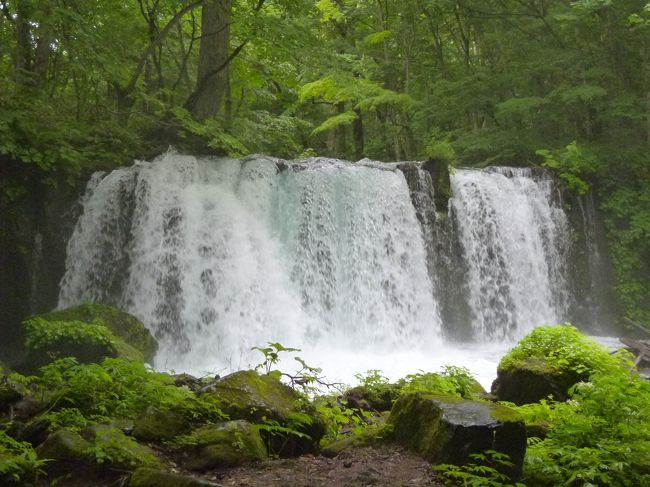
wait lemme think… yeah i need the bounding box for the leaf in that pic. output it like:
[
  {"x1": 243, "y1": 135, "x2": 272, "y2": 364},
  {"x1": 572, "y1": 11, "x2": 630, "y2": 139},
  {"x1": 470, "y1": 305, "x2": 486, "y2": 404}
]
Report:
[{"x1": 311, "y1": 111, "x2": 358, "y2": 136}]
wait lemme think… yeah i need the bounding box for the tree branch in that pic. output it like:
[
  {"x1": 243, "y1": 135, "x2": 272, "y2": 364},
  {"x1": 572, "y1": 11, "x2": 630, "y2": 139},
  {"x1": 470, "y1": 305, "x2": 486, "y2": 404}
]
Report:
[{"x1": 124, "y1": 0, "x2": 204, "y2": 94}]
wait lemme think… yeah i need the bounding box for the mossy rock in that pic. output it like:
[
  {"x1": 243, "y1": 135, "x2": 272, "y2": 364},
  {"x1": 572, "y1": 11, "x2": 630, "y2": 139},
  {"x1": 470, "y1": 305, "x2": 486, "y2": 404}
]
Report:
[
  {"x1": 81, "y1": 424, "x2": 163, "y2": 470},
  {"x1": 321, "y1": 421, "x2": 393, "y2": 458},
  {"x1": 37, "y1": 303, "x2": 157, "y2": 362},
  {"x1": 184, "y1": 420, "x2": 267, "y2": 471},
  {"x1": 207, "y1": 370, "x2": 325, "y2": 456},
  {"x1": 389, "y1": 393, "x2": 526, "y2": 479},
  {"x1": 129, "y1": 467, "x2": 222, "y2": 487},
  {"x1": 20, "y1": 303, "x2": 157, "y2": 372},
  {"x1": 36, "y1": 429, "x2": 92, "y2": 466},
  {"x1": 491, "y1": 358, "x2": 581, "y2": 405},
  {"x1": 133, "y1": 406, "x2": 188, "y2": 442}
]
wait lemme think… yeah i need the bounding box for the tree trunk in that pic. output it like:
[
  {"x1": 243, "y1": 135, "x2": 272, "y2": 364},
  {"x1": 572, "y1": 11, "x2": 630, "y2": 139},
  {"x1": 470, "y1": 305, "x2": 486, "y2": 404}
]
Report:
[
  {"x1": 187, "y1": 0, "x2": 232, "y2": 120},
  {"x1": 14, "y1": 1, "x2": 31, "y2": 84},
  {"x1": 353, "y1": 108, "x2": 364, "y2": 160}
]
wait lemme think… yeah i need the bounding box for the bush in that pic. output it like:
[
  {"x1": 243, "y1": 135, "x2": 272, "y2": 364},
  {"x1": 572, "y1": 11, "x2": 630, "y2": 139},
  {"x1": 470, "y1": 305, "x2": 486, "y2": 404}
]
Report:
[
  {"x1": 30, "y1": 357, "x2": 225, "y2": 429},
  {"x1": 522, "y1": 366, "x2": 650, "y2": 486},
  {"x1": 498, "y1": 324, "x2": 622, "y2": 377},
  {"x1": 0, "y1": 431, "x2": 47, "y2": 484}
]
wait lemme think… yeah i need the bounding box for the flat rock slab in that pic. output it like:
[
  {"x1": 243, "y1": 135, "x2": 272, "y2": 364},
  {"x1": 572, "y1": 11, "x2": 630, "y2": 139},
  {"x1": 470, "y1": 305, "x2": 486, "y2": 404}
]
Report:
[{"x1": 389, "y1": 393, "x2": 526, "y2": 478}]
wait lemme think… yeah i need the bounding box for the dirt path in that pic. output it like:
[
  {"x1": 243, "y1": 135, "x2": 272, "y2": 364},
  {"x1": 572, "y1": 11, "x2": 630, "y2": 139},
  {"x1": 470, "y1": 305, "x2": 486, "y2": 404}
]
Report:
[{"x1": 196, "y1": 445, "x2": 445, "y2": 487}]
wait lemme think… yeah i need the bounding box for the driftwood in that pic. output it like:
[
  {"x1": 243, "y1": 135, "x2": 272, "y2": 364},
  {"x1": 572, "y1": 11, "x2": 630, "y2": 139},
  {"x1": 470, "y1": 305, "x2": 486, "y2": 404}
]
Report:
[{"x1": 620, "y1": 337, "x2": 650, "y2": 366}]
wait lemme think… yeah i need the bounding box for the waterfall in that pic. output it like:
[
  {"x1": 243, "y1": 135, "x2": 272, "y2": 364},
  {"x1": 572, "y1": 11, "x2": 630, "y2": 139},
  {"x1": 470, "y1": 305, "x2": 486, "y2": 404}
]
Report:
[
  {"x1": 59, "y1": 152, "x2": 441, "y2": 372},
  {"x1": 449, "y1": 167, "x2": 570, "y2": 340},
  {"x1": 59, "y1": 152, "x2": 589, "y2": 378}
]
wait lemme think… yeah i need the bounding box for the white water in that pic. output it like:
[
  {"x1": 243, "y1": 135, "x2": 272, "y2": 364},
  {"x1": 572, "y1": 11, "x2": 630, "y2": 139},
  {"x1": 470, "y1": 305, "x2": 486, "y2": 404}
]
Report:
[
  {"x1": 60, "y1": 153, "x2": 442, "y2": 377},
  {"x1": 450, "y1": 167, "x2": 570, "y2": 341},
  {"x1": 59, "y1": 153, "x2": 579, "y2": 390}
]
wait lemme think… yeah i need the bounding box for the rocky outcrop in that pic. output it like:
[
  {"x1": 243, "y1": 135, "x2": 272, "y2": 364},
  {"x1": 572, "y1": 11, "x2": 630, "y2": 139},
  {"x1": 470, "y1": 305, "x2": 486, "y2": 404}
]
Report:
[
  {"x1": 491, "y1": 358, "x2": 581, "y2": 405},
  {"x1": 389, "y1": 393, "x2": 526, "y2": 478},
  {"x1": 184, "y1": 420, "x2": 267, "y2": 471},
  {"x1": 206, "y1": 370, "x2": 325, "y2": 456}
]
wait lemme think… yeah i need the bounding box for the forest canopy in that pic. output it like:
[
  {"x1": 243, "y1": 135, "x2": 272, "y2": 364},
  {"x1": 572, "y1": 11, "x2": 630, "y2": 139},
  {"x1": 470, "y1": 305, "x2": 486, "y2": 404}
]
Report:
[{"x1": 0, "y1": 0, "x2": 649, "y2": 327}]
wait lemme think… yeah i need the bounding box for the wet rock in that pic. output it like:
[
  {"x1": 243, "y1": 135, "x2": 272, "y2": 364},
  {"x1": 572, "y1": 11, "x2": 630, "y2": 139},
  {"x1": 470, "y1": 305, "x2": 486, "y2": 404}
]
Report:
[
  {"x1": 133, "y1": 406, "x2": 187, "y2": 441},
  {"x1": 491, "y1": 358, "x2": 581, "y2": 405},
  {"x1": 184, "y1": 420, "x2": 267, "y2": 471},
  {"x1": 207, "y1": 370, "x2": 325, "y2": 456},
  {"x1": 389, "y1": 393, "x2": 526, "y2": 478},
  {"x1": 129, "y1": 467, "x2": 224, "y2": 487}
]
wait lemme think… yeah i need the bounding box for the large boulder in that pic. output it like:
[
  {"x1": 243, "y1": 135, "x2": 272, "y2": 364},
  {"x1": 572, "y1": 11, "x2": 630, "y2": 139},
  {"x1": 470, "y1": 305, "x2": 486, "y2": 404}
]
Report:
[
  {"x1": 206, "y1": 370, "x2": 325, "y2": 456},
  {"x1": 389, "y1": 393, "x2": 526, "y2": 479},
  {"x1": 491, "y1": 358, "x2": 580, "y2": 405},
  {"x1": 21, "y1": 303, "x2": 157, "y2": 371},
  {"x1": 184, "y1": 420, "x2": 267, "y2": 471}
]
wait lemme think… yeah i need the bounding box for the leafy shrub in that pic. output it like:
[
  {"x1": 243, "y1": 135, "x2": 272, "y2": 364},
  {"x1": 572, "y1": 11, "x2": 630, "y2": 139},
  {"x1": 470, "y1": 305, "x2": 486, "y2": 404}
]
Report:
[
  {"x1": 24, "y1": 318, "x2": 116, "y2": 350},
  {"x1": 536, "y1": 141, "x2": 600, "y2": 195},
  {"x1": 398, "y1": 365, "x2": 480, "y2": 399},
  {"x1": 33, "y1": 357, "x2": 225, "y2": 428},
  {"x1": 498, "y1": 324, "x2": 623, "y2": 376},
  {"x1": 0, "y1": 431, "x2": 47, "y2": 484},
  {"x1": 522, "y1": 366, "x2": 650, "y2": 486}
]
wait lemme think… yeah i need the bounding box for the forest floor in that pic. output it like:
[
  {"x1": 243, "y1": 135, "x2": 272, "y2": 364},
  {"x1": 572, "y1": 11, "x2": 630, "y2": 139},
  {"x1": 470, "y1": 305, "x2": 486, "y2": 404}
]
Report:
[{"x1": 195, "y1": 445, "x2": 445, "y2": 487}]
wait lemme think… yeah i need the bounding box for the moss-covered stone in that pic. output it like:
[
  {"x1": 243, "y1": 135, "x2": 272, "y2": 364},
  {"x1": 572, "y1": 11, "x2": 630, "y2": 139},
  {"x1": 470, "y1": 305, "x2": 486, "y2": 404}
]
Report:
[
  {"x1": 184, "y1": 420, "x2": 267, "y2": 471},
  {"x1": 207, "y1": 370, "x2": 325, "y2": 456},
  {"x1": 38, "y1": 303, "x2": 157, "y2": 361},
  {"x1": 491, "y1": 358, "x2": 581, "y2": 405},
  {"x1": 321, "y1": 421, "x2": 393, "y2": 458},
  {"x1": 129, "y1": 467, "x2": 222, "y2": 487},
  {"x1": 389, "y1": 393, "x2": 526, "y2": 478},
  {"x1": 81, "y1": 424, "x2": 163, "y2": 470},
  {"x1": 133, "y1": 406, "x2": 187, "y2": 442},
  {"x1": 36, "y1": 429, "x2": 93, "y2": 466},
  {"x1": 20, "y1": 303, "x2": 157, "y2": 371}
]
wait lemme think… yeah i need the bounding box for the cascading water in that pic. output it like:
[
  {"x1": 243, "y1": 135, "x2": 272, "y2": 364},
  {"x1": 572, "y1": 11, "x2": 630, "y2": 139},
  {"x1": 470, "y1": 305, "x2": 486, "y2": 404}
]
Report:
[
  {"x1": 59, "y1": 153, "x2": 441, "y2": 374},
  {"x1": 449, "y1": 167, "x2": 570, "y2": 341},
  {"x1": 59, "y1": 152, "x2": 590, "y2": 387}
]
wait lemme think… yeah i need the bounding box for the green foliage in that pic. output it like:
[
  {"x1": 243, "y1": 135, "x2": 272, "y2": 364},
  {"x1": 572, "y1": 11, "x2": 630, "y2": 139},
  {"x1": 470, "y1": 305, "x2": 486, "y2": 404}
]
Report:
[
  {"x1": 24, "y1": 318, "x2": 115, "y2": 351},
  {"x1": 252, "y1": 342, "x2": 301, "y2": 375},
  {"x1": 424, "y1": 129, "x2": 456, "y2": 163},
  {"x1": 33, "y1": 357, "x2": 225, "y2": 428},
  {"x1": 522, "y1": 366, "x2": 650, "y2": 486},
  {"x1": 0, "y1": 431, "x2": 47, "y2": 484},
  {"x1": 536, "y1": 142, "x2": 600, "y2": 195},
  {"x1": 398, "y1": 365, "x2": 480, "y2": 399},
  {"x1": 85, "y1": 427, "x2": 160, "y2": 468},
  {"x1": 313, "y1": 395, "x2": 369, "y2": 441},
  {"x1": 311, "y1": 111, "x2": 358, "y2": 136},
  {"x1": 498, "y1": 324, "x2": 623, "y2": 376},
  {"x1": 434, "y1": 451, "x2": 525, "y2": 487}
]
